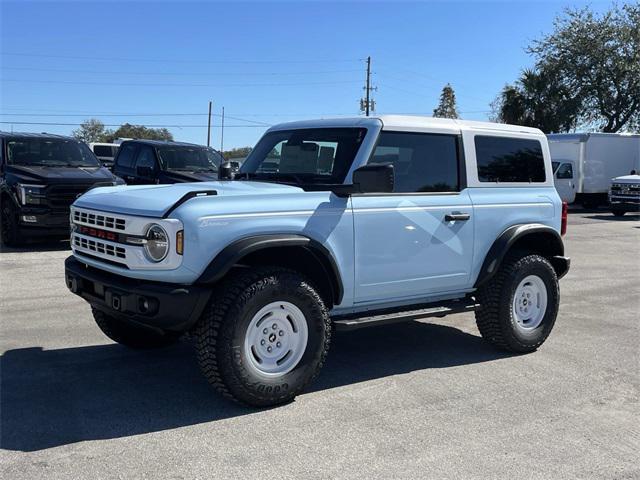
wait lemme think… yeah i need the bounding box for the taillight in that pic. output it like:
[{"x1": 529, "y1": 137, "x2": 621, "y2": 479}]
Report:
[{"x1": 561, "y1": 202, "x2": 568, "y2": 236}]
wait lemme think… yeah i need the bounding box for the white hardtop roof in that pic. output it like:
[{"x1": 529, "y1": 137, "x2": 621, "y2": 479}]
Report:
[{"x1": 267, "y1": 115, "x2": 544, "y2": 136}]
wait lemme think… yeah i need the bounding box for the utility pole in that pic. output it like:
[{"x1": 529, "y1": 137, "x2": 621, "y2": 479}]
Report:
[
  {"x1": 220, "y1": 106, "x2": 225, "y2": 153},
  {"x1": 206, "y1": 100, "x2": 212, "y2": 147},
  {"x1": 360, "y1": 56, "x2": 376, "y2": 116}
]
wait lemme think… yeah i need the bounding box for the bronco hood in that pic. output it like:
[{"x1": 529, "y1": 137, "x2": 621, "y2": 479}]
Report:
[{"x1": 73, "y1": 180, "x2": 303, "y2": 217}]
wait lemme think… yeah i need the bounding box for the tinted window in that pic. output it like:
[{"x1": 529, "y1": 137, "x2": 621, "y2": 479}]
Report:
[
  {"x1": 135, "y1": 146, "x2": 157, "y2": 170},
  {"x1": 6, "y1": 138, "x2": 99, "y2": 167},
  {"x1": 240, "y1": 128, "x2": 367, "y2": 184},
  {"x1": 157, "y1": 146, "x2": 218, "y2": 172},
  {"x1": 475, "y1": 136, "x2": 545, "y2": 183},
  {"x1": 556, "y1": 163, "x2": 573, "y2": 179},
  {"x1": 369, "y1": 132, "x2": 459, "y2": 193},
  {"x1": 93, "y1": 145, "x2": 116, "y2": 157},
  {"x1": 116, "y1": 143, "x2": 136, "y2": 168}
]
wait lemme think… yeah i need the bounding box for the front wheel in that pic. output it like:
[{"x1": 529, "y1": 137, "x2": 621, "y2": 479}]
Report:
[
  {"x1": 1, "y1": 202, "x2": 24, "y2": 247},
  {"x1": 195, "y1": 268, "x2": 331, "y2": 407},
  {"x1": 612, "y1": 209, "x2": 626, "y2": 217},
  {"x1": 475, "y1": 251, "x2": 559, "y2": 353}
]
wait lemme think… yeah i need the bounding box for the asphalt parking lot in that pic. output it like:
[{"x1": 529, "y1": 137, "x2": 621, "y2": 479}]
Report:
[{"x1": 1, "y1": 210, "x2": 638, "y2": 479}]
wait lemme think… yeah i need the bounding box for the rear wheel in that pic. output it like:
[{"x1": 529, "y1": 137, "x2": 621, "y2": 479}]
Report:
[
  {"x1": 195, "y1": 267, "x2": 331, "y2": 407},
  {"x1": 1, "y1": 202, "x2": 23, "y2": 247},
  {"x1": 92, "y1": 308, "x2": 180, "y2": 349},
  {"x1": 475, "y1": 251, "x2": 559, "y2": 353}
]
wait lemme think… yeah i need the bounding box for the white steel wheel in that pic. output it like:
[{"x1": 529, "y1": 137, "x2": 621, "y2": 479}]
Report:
[
  {"x1": 512, "y1": 275, "x2": 548, "y2": 331},
  {"x1": 243, "y1": 301, "x2": 309, "y2": 377}
]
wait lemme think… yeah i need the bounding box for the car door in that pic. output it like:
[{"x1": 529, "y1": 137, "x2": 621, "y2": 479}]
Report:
[
  {"x1": 132, "y1": 145, "x2": 159, "y2": 185},
  {"x1": 554, "y1": 161, "x2": 576, "y2": 203},
  {"x1": 112, "y1": 143, "x2": 138, "y2": 184},
  {"x1": 351, "y1": 131, "x2": 475, "y2": 305}
]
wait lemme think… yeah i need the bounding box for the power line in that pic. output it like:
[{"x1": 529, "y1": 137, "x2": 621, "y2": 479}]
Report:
[
  {"x1": 0, "y1": 66, "x2": 363, "y2": 77},
  {"x1": 1, "y1": 52, "x2": 361, "y2": 64},
  {"x1": 1, "y1": 78, "x2": 361, "y2": 88},
  {"x1": 0, "y1": 121, "x2": 269, "y2": 128}
]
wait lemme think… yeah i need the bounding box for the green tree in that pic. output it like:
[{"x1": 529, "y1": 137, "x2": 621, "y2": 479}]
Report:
[
  {"x1": 222, "y1": 146, "x2": 253, "y2": 160},
  {"x1": 72, "y1": 118, "x2": 111, "y2": 143},
  {"x1": 103, "y1": 123, "x2": 173, "y2": 142},
  {"x1": 492, "y1": 67, "x2": 581, "y2": 133},
  {"x1": 528, "y1": 3, "x2": 640, "y2": 132},
  {"x1": 432, "y1": 84, "x2": 459, "y2": 119}
]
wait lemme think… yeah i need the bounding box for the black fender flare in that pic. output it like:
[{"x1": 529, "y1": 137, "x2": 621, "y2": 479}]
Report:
[
  {"x1": 196, "y1": 234, "x2": 344, "y2": 305},
  {"x1": 474, "y1": 223, "x2": 567, "y2": 288}
]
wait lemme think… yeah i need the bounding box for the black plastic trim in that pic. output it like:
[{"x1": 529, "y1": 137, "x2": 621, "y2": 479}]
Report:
[
  {"x1": 65, "y1": 256, "x2": 212, "y2": 332},
  {"x1": 474, "y1": 223, "x2": 566, "y2": 288},
  {"x1": 196, "y1": 234, "x2": 344, "y2": 305},
  {"x1": 162, "y1": 190, "x2": 217, "y2": 218}
]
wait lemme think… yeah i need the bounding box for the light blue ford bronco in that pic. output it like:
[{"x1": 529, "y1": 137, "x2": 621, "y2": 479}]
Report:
[{"x1": 65, "y1": 116, "x2": 570, "y2": 406}]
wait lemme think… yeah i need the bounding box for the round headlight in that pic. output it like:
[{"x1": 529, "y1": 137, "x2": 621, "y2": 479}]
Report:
[{"x1": 144, "y1": 224, "x2": 169, "y2": 262}]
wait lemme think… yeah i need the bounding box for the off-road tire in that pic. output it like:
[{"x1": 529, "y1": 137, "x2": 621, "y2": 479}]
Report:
[
  {"x1": 475, "y1": 251, "x2": 559, "y2": 353},
  {"x1": 92, "y1": 308, "x2": 180, "y2": 349},
  {"x1": 1, "y1": 202, "x2": 23, "y2": 247},
  {"x1": 194, "y1": 267, "x2": 331, "y2": 407}
]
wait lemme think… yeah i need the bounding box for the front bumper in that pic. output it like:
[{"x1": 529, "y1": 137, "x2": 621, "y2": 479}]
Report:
[
  {"x1": 65, "y1": 256, "x2": 212, "y2": 332},
  {"x1": 609, "y1": 195, "x2": 640, "y2": 210},
  {"x1": 17, "y1": 206, "x2": 71, "y2": 236}
]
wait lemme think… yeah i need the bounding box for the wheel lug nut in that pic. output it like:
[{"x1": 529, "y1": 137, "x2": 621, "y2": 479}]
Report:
[
  {"x1": 260, "y1": 339, "x2": 265, "y2": 345},
  {"x1": 272, "y1": 323, "x2": 278, "y2": 330},
  {"x1": 276, "y1": 342, "x2": 281, "y2": 348},
  {"x1": 267, "y1": 346, "x2": 272, "y2": 352},
  {"x1": 278, "y1": 330, "x2": 284, "y2": 336},
  {"x1": 263, "y1": 328, "x2": 268, "y2": 334}
]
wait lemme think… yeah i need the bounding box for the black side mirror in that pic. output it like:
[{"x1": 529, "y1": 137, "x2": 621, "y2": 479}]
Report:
[
  {"x1": 136, "y1": 166, "x2": 154, "y2": 178},
  {"x1": 352, "y1": 163, "x2": 394, "y2": 193},
  {"x1": 219, "y1": 161, "x2": 240, "y2": 180}
]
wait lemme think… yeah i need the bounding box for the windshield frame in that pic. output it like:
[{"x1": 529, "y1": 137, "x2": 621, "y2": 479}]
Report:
[
  {"x1": 5, "y1": 137, "x2": 101, "y2": 168},
  {"x1": 239, "y1": 127, "x2": 370, "y2": 187}
]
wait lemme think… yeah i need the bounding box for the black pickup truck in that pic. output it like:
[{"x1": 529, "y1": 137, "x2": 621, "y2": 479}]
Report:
[{"x1": 0, "y1": 132, "x2": 123, "y2": 246}]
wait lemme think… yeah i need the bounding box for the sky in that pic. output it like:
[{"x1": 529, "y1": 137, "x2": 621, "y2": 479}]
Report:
[{"x1": 0, "y1": 0, "x2": 611, "y2": 150}]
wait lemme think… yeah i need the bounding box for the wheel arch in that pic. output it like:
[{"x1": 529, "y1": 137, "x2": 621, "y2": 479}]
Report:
[
  {"x1": 197, "y1": 234, "x2": 344, "y2": 307},
  {"x1": 474, "y1": 224, "x2": 567, "y2": 288}
]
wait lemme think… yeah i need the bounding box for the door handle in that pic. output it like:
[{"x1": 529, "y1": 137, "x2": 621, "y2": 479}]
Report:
[{"x1": 445, "y1": 212, "x2": 471, "y2": 222}]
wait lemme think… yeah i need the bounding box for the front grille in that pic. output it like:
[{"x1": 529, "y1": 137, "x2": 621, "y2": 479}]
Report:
[
  {"x1": 73, "y1": 210, "x2": 126, "y2": 230},
  {"x1": 48, "y1": 184, "x2": 94, "y2": 208},
  {"x1": 74, "y1": 236, "x2": 126, "y2": 259}
]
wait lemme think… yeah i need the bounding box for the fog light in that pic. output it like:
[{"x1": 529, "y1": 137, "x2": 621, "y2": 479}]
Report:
[{"x1": 22, "y1": 215, "x2": 37, "y2": 223}]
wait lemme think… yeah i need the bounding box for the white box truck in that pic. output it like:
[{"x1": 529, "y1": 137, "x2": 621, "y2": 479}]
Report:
[{"x1": 547, "y1": 133, "x2": 640, "y2": 206}]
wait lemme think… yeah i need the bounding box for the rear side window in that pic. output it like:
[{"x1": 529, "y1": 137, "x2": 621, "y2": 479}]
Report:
[
  {"x1": 93, "y1": 145, "x2": 116, "y2": 157},
  {"x1": 135, "y1": 146, "x2": 157, "y2": 170},
  {"x1": 475, "y1": 136, "x2": 545, "y2": 183},
  {"x1": 369, "y1": 132, "x2": 459, "y2": 193},
  {"x1": 116, "y1": 143, "x2": 136, "y2": 168}
]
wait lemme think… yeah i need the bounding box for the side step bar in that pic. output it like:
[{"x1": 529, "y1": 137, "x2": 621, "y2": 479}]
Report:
[{"x1": 332, "y1": 299, "x2": 478, "y2": 331}]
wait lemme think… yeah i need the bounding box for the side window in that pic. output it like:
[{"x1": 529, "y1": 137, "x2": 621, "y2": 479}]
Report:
[
  {"x1": 369, "y1": 132, "x2": 459, "y2": 193},
  {"x1": 475, "y1": 136, "x2": 546, "y2": 183},
  {"x1": 135, "y1": 146, "x2": 157, "y2": 170},
  {"x1": 556, "y1": 163, "x2": 573, "y2": 179},
  {"x1": 116, "y1": 144, "x2": 137, "y2": 168}
]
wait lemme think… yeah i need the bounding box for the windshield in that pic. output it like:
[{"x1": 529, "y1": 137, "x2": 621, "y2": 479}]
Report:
[
  {"x1": 157, "y1": 146, "x2": 220, "y2": 172},
  {"x1": 7, "y1": 138, "x2": 100, "y2": 167},
  {"x1": 240, "y1": 128, "x2": 368, "y2": 185}
]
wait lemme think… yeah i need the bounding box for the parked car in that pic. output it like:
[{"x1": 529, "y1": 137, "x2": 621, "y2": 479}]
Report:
[
  {"x1": 88, "y1": 142, "x2": 119, "y2": 169},
  {"x1": 609, "y1": 171, "x2": 640, "y2": 216},
  {"x1": 547, "y1": 132, "x2": 640, "y2": 206},
  {"x1": 65, "y1": 116, "x2": 570, "y2": 407},
  {"x1": 0, "y1": 132, "x2": 124, "y2": 246},
  {"x1": 112, "y1": 140, "x2": 224, "y2": 184}
]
